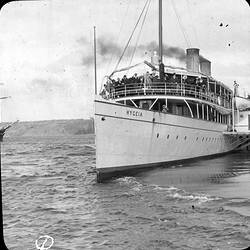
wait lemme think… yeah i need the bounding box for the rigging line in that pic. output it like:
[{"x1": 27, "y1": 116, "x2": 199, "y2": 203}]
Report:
[
  {"x1": 101, "y1": 0, "x2": 132, "y2": 88},
  {"x1": 170, "y1": 0, "x2": 191, "y2": 48},
  {"x1": 113, "y1": 0, "x2": 150, "y2": 74},
  {"x1": 171, "y1": 0, "x2": 191, "y2": 47},
  {"x1": 185, "y1": 0, "x2": 200, "y2": 47},
  {"x1": 126, "y1": 0, "x2": 152, "y2": 71},
  {"x1": 104, "y1": 0, "x2": 132, "y2": 76}
]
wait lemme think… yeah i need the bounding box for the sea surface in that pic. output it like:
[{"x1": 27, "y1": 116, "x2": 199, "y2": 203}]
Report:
[{"x1": 2, "y1": 135, "x2": 250, "y2": 250}]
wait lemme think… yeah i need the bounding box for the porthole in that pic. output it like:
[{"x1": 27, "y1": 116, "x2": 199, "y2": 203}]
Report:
[
  {"x1": 184, "y1": 136, "x2": 187, "y2": 140},
  {"x1": 167, "y1": 135, "x2": 170, "y2": 139},
  {"x1": 196, "y1": 137, "x2": 198, "y2": 141},
  {"x1": 176, "y1": 136, "x2": 179, "y2": 139}
]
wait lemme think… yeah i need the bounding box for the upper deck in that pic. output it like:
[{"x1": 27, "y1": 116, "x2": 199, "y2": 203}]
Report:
[{"x1": 103, "y1": 72, "x2": 233, "y2": 110}]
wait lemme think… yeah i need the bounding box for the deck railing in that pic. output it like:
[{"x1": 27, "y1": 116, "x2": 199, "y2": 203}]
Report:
[{"x1": 106, "y1": 82, "x2": 231, "y2": 109}]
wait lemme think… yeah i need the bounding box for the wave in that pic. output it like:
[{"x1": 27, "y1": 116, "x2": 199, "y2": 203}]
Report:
[
  {"x1": 115, "y1": 177, "x2": 219, "y2": 203},
  {"x1": 66, "y1": 152, "x2": 83, "y2": 157},
  {"x1": 115, "y1": 176, "x2": 144, "y2": 193},
  {"x1": 2, "y1": 152, "x2": 14, "y2": 156},
  {"x1": 152, "y1": 184, "x2": 220, "y2": 203},
  {"x1": 84, "y1": 144, "x2": 96, "y2": 150},
  {"x1": 152, "y1": 185, "x2": 179, "y2": 192},
  {"x1": 171, "y1": 192, "x2": 220, "y2": 203}
]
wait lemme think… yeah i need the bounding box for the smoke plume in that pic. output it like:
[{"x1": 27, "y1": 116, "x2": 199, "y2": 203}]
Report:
[
  {"x1": 137, "y1": 41, "x2": 186, "y2": 61},
  {"x1": 97, "y1": 37, "x2": 122, "y2": 57},
  {"x1": 78, "y1": 36, "x2": 188, "y2": 67}
]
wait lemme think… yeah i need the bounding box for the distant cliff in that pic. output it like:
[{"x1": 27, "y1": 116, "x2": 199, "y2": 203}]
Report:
[{"x1": 2, "y1": 119, "x2": 94, "y2": 137}]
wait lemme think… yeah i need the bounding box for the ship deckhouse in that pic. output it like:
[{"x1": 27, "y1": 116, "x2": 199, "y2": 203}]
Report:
[{"x1": 102, "y1": 48, "x2": 233, "y2": 127}]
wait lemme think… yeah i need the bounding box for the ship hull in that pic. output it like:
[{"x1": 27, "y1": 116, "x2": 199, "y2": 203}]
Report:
[{"x1": 95, "y1": 98, "x2": 239, "y2": 181}]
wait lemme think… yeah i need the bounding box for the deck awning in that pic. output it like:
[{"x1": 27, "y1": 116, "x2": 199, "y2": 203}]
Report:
[{"x1": 235, "y1": 96, "x2": 250, "y2": 111}]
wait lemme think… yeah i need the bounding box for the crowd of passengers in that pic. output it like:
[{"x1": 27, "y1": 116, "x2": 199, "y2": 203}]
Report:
[{"x1": 103, "y1": 71, "x2": 209, "y2": 94}]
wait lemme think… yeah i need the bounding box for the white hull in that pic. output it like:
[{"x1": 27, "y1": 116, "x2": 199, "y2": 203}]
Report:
[{"x1": 95, "y1": 97, "x2": 241, "y2": 179}]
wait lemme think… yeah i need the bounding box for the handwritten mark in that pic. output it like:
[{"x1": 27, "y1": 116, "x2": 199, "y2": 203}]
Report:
[
  {"x1": 35, "y1": 235, "x2": 54, "y2": 250},
  {"x1": 219, "y1": 23, "x2": 229, "y2": 28}
]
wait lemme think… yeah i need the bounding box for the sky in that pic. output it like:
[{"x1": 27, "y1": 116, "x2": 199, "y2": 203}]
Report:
[{"x1": 0, "y1": 0, "x2": 249, "y2": 121}]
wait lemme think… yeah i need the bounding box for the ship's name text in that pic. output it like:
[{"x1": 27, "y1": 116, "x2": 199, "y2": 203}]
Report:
[{"x1": 126, "y1": 110, "x2": 143, "y2": 117}]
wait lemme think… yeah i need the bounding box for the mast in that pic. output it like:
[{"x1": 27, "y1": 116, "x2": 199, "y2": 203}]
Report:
[
  {"x1": 232, "y1": 85, "x2": 235, "y2": 132},
  {"x1": 158, "y1": 0, "x2": 165, "y2": 81},
  {"x1": 94, "y1": 26, "x2": 97, "y2": 95}
]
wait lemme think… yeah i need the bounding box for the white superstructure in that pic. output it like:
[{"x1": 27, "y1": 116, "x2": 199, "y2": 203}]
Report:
[{"x1": 95, "y1": 70, "x2": 250, "y2": 181}]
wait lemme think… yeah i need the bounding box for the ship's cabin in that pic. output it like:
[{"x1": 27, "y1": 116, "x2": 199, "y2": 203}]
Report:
[{"x1": 101, "y1": 57, "x2": 233, "y2": 126}]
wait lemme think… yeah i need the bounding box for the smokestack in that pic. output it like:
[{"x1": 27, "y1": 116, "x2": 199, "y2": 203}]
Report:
[
  {"x1": 200, "y1": 58, "x2": 211, "y2": 76},
  {"x1": 186, "y1": 48, "x2": 200, "y2": 73}
]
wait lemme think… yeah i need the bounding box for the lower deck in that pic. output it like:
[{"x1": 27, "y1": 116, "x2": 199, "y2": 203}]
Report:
[
  {"x1": 95, "y1": 98, "x2": 241, "y2": 180},
  {"x1": 116, "y1": 95, "x2": 231, "y2": 127}
]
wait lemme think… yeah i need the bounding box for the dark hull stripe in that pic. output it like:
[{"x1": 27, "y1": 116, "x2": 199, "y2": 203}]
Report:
[{"x1": 96, "y1": 149, "x2": 237, "y2": 182}]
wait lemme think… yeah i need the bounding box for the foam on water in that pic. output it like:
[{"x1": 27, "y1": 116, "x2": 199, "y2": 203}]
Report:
[
  {"x1": 171, "y1": 192, "x2": 220, "y2": 203},
  {"x1": 116, "y1": 177, "x2": 220, "y2": 204},
  {"x1": 152, "y1": 184, "x2": 220, "y2": 203},
  {"x1": 115, "y1": 176, "x2": 144, "y2": 193}
]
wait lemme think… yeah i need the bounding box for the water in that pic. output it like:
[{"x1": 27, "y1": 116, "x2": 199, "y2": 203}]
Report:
[{"x1": 2, "y1": 135, "x2": 250, "y2": 250}]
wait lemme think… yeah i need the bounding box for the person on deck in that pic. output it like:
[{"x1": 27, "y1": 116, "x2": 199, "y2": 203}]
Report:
[
  {"x1": 182, "y1": 75, "x2": 187, "y2": 83},
  {"x1": 164, "y1": 73, "x2": 169, "y2": 82},
  {"x1": 233, "y1": 80, "x2": 239, "y2": 97},
  {"x1": 172, "y1": 73, "x2": 177, "y2": 83},
  {"x1": 162, "y1": 105, "x2": 168, "y2": 113},
  {"x1": 133, "y1": 73, "x2": 140, "y2": 83},
  {"x1": 115, "y1": 78, "x2": 121, "y2": 87},
  {"x1": 181, "y1": 75, "x2": 187, "y2": 95},
  {"x1": 195, "y1": 77, "x2": 201, "y2": 97},
  {"x1": 121, "y1": 75, "x2": 128, "y2": 85},
  {"x1": 172, "y1": 73, "x2": 180, "y2": 94},
  {"x1": 144, "y1": 71, "x2": 152, "y2": 88},
  {"x1": 202, "y1": 83, "x2": 206, "y2": 94}
]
